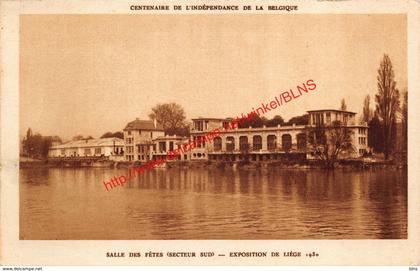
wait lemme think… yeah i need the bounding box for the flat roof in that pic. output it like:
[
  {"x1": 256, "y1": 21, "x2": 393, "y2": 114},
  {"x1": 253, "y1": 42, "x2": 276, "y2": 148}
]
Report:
[
  {"x1": 191, "y1": 117, "x2": 228, "y2": 121},
  {"x1": 307, "y1": 109, "x2": 356, "y2": 115}
]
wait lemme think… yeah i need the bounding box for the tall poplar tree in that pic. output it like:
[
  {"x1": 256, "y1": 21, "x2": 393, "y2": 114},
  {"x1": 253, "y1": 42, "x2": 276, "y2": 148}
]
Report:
[{"x1": 375, "y1": 54, "x2": 400, "y2": 160}]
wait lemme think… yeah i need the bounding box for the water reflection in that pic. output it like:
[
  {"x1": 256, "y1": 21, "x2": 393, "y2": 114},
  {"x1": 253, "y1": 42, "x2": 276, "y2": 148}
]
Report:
[{"x1": 20, "y1": 167, "x2": 407, "y2": 239}]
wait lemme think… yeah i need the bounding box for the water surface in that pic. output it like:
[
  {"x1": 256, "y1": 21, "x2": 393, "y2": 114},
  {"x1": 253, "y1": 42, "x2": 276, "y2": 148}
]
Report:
[{"x1": 20, "y1": 167, "x2": 407, "y2": 239}]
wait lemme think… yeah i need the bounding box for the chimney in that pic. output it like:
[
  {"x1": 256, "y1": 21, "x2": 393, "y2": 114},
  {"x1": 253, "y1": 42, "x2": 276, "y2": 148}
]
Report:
[{"x1": 154, "y1": 118, "x2": 157, "y2": 128}]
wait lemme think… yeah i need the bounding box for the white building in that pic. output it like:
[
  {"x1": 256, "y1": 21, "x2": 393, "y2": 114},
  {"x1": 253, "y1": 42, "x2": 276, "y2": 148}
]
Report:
[
  {"x1": 190, "y1": 109, "x2": 369, "y2": 161},
  {"x1": 48, "y1": 137, "x2": 124, "y2": 160}
]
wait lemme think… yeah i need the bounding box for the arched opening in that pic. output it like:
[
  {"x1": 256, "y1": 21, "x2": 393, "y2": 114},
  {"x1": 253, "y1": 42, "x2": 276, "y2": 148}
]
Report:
[
  {"x1": 253, "y1": 135, "x2": 262, "y2": 151},
  {"x1": 267, "y1": 135, "x2": 277, "y2": 151},
  {"x1": 239, "y1": 136, "x2": 248, "y2": 152},
  {"x1": 213, "y1": 137, "x2": 222, "y2": 151},
  {"x1": 297, "y1": 133, "x2": 307, "y2": 151},
  {"x1": 282, "y1": 134, "x2": 292, "y2": 151},
  {"x1": 226, "y1": 136, "x2": 235, "y2": 152}
]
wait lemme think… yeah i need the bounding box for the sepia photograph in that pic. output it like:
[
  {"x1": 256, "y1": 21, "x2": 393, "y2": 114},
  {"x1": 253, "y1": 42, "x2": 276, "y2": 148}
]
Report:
[{"x1": 18, "y1": 13, "x2": 408, "y2": 241}]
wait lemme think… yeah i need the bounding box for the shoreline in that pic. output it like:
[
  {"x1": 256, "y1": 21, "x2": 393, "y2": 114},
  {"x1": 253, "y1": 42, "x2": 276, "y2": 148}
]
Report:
[{"x1": 19, "y1": 158, "x2": 406, "y2": 170}]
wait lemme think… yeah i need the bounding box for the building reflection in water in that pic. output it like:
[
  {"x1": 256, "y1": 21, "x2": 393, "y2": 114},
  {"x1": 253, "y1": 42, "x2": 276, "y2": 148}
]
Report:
[{"x1": 20, "y1": 167, "x2": 407, "y2": 240}]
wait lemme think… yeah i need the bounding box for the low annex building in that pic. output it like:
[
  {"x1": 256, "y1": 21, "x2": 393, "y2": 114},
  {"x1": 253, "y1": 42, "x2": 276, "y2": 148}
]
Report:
[{"x1": 48, "y1": 137, "x2": 124, "y2": 160}]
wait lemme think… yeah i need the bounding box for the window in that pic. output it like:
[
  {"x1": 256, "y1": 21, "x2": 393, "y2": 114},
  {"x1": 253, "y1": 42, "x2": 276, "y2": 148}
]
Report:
[
  {"x1": 169, "y1": 141, "x2": 174, "y2": 151},
  {"x1": 314, "y1": 113, "x2": 324, "y2": 125},
  {"x1": 196, "y1": 121, "x2": 204, "y2": 131},
  {"x1": 297, "y1": 133, "x2": 307, "y2": 151},
  {"x1": 267, "y1": 135, "x2": 277, "y2": 151},
  {"x1": 326, "y1": 112, "x2": 331, "y2": 124},
  {"x1": 84, "y1": 148, "x2": 91, "y2": 156},
  {"x1": 61, "y1": 149, "x2": 65, "y2": 155},
  {"x1": 240, "y1": 136, "x2": 249, "y2": 152},
  {"x1": 343, "y1": 114, "x2": 348, "y2": 123},
  {"x1": 159, "y1": 142, "x2": 166, "y2": 152},
  {"x1": 252, "y1": 136, "x2": 262, "y2": 151},
  {"x1": 128, "y1": 131, "x2": 131, "y2": 135},
  {"x1": 222, "y1": 121, "x2": 230, "y2": 129},
  {"x1": 282, "y1": 134, "x2": 292, "y2": 151},
  {"x1": 150, "y1": 132, "x2": 152, "y2": 138},
  {"x1": 226, "y1": 136, "x2": 235, "y2": 152},
  {"x1": 213, "y1": 137, "x2": 222, "y2": 151},
  {"x1": 95, "y1": 148, "x2": 101, "y2": 155}
]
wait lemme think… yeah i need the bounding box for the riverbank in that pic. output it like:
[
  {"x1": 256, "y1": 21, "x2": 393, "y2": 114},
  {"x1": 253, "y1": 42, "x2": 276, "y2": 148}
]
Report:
[{"x1": 20, "y1": 157, "x2": 406, "y2": 170}]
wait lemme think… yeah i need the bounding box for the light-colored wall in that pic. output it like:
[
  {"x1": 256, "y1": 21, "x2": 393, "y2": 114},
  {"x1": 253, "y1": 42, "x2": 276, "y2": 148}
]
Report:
[
  {"x1": 124, "y1": 129, "x2": 165, "y2": 161},
  {"x1": 48, "y1": 144, "x2": 124, "y2": 158}
]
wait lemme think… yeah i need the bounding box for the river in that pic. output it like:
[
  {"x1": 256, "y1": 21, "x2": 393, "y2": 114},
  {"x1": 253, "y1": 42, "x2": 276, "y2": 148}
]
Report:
[{"x1": 20, "y1": 167, "x2": 407, "y2": 239}]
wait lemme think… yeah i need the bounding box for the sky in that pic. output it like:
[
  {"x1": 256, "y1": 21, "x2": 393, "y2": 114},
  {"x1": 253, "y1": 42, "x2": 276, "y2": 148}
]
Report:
[{"x1": 20, "y1": 14, "x2": 407, "y2": 140}]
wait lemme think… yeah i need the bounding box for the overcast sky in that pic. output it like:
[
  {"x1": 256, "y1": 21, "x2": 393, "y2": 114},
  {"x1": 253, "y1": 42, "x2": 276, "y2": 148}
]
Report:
[{"x1": 20, "y1": 14, "x2": 406, "y2": 140}]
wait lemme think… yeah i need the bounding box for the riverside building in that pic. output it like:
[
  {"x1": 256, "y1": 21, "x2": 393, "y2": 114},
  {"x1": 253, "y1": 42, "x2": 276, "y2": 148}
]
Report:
[
  {"x1": 121, "y1": 109, "x2": 368, "y2": 162},
  {"x1": 48, "y1": 137, "x2": 124, "y2": 160},
  {"x1": 189, "y1": 109, "x2": 368, "y2": 162}
]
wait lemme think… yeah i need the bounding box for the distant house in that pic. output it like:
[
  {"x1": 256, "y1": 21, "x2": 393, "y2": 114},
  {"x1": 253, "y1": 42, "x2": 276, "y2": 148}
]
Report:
[
  {"x1": 123, "y1": 118, "x2": 164, "y2": 162},
  {"x1": 48, "y1": 137, "x2": 124, "y2": 159}
]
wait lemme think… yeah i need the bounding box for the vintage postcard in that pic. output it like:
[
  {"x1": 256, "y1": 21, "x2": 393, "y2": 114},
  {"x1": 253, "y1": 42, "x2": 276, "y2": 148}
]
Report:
[{"x1": 0, "y1": 0, "x2": 419, "y2": 266}]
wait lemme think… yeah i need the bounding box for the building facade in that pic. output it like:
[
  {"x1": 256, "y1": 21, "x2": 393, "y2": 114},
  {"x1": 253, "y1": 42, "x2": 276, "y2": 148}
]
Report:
[
  {"x1": 189, "y1": 110, "x2": 368, "y2": 161},
  {"x1": 121, "y1": 109, "x2": 368, "y2": 162},
  {"x1": 48, "y1": 137, "x2": 124, "y2": 160},
  {"x1": 123, "y1": 118, "x2": 165, "y2": 162}
]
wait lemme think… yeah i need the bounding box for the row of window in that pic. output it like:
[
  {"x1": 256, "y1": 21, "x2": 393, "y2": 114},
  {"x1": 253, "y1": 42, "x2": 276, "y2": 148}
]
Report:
[
  {"x1": 312, "y1": 112, "x2": 351, "y2": 125},
  {"x1": 59, "y1": 147, "x2": 102, "y2": 155},
  {"x1": 126, "y1": 131, "x2": 154, "y2": 137},
  {"x1": 358, "y1": 137, "x2": 367, "y2": 145},
  {"x1": 194, "y1": 121, "x2": 209, "y2": 131},
  {"x1": 213, "y1": 134, "x2": 307, "y2": 152}
]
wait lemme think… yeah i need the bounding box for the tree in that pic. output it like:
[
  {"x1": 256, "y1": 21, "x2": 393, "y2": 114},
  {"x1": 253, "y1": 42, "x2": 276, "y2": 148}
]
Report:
[
  {"x1": 238, "y1": 115, "x2": 265, "y2": 128},
  {"x1": 266, "y1": 115, "x2": 285, "y2": 127},
  {"x1": 101, "y1": 131, "x2": 124, "y2": 139},
  {"x1": 401, "y1": 91, "x2": 408, "y2": 151},
  {"x1": 149, "y1": 103, "x2": 189, "y2": 136},
  {"x1": 26, "y1": 128, "x2": 33, "y2": 139},
  {"x1": 375, "y1": 54, "x2": 400, "y2": 159},
  {"x1": 308, "y1": 121, "x2": 354, "y2": 168},
  {"x1": 73, "y1": 135, "x2": 93, "y2": 140},
  {"x1": 286, "y1": 114, "x2": 309, "y2": 126},
  {"x1": 22, "y1": 129, "x2": 58, "y2": 159},
  {"x1": 340, "y1": 98, "x2": 347, "y2": 111},
  {"x1": 368, "y1": 115, "x2": 384, "y2": 153},
  {"x1": 362, "y1": 95, "x2": 373, "y2": 124}
]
